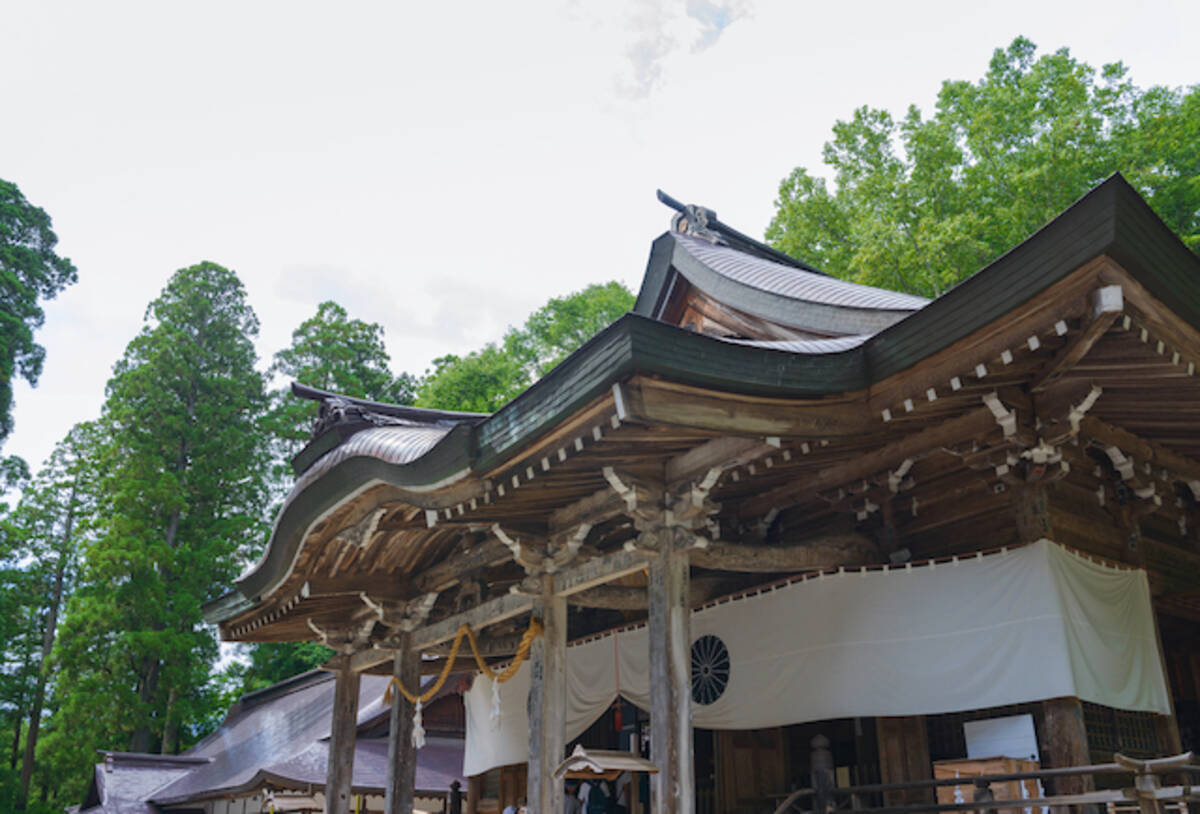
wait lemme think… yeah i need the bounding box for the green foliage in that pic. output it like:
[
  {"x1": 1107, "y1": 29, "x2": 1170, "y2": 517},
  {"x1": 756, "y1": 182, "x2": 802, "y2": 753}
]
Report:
[
  {"x1": 265, "y1": 300, "x2": 415, "y2": 460},
  {"x1": 44, "y1": 262, "x2": 268, "y2": 804},
  {"x1": 416, "y1": 346, "x2": 527, "y2": 413},
  {"x1": 0, "y1": 179, "x2": 77, "y2": 447},
  {"x1": 766, "y1": 37, "x2": 1200, "y2": 296},
  {"x1": 505, "y1": 282, "x2": 637, "y2": 378},
  {"x1": 416, "y1": 282, "x2": 634, "y2": 411}
]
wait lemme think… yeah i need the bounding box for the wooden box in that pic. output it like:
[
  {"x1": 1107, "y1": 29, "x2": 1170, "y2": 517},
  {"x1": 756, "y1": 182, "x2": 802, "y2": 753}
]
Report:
[{"x1": 933, "y1": 757, "x2": 1040, "y2": 814}]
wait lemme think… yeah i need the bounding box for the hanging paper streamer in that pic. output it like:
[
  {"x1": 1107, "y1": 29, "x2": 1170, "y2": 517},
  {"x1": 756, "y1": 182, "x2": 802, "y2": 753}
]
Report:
[
  {"x1": 490, "y1": 678, "x2": 502, "y2": 730},
  {"x1": 412, "y1": 699, "x2": 426, "y2": 749},
  {"x1": 612, "y1": 631, "x2": 622, "y2": 731}
]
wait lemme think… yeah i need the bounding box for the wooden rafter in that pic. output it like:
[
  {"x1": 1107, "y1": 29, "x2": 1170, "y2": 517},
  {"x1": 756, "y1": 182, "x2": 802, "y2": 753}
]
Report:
[{"x1": 1031, "y1": 285, "x2": 1123, "y2": 392}]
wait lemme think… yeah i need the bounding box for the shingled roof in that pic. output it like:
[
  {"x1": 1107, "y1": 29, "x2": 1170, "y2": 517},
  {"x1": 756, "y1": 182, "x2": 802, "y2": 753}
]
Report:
[{"x1": 80, "y1": 670, "x2": 466, "y2": 811}]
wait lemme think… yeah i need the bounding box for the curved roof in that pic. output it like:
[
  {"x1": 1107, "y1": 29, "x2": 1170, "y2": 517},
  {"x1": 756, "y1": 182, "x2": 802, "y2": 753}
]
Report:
[
  {"x1": 635, "y1": 231, "x2": 926, "y2": 337},
  {"x1": 208, "y1": 174, "x2": 1200, "y2": 631},
  {"x1": 676, "y1": 233, "x2": 928, "y2": 312}
]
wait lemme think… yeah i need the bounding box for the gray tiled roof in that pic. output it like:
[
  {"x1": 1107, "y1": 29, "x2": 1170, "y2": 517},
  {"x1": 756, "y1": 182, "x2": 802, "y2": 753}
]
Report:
[
  {"x1": 85, "y1": 670, "x2": 467, "y2": 809},
  {"x1": 150, "y1": 671, "x2": 394, "y2": 803},
  {"x1": 259, "y1": 736, "x2": 465, "y2": 795},
  {"x1": 290, "y1": 425, "x2": 450, "y2": 498},
  {"x1": 722, "y1": 334, "x2": 872, "y2": 354},
  {"x1": 675, "y1": 234, "x2": 928, "y2": 312}
]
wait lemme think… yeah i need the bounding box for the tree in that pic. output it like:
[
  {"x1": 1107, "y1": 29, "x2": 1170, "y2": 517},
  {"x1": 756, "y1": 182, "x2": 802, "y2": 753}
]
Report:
[
  {"x1": 416, "y1": 282, "x2": 634, "y2": 411},
  {"x1": 505, "y1": 282, "x2": 637, "y2": 378},
  {"x1": 0, "y1": 424, "x2": 97, "y2": 810},
  {"x1": 415, "y1": 346, "x2": 528, "y2": 413},
  {"x1": 0, "y1": 179, "x2": 77, "y2": 448},
  {"x1": 44, "y1": 262, "x2": 267, "y2": 803},
  {"x1": 766, "y1": 37, "x2": 1200, "y2": 297}
]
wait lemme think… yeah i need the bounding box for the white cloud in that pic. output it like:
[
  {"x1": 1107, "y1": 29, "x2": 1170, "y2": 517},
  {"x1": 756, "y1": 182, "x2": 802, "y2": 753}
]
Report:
[
  {"x1": 687, "y1": 0, "x2": 752, "y2": 52},
  {"x1": 606, "y1": 0, "x2": 753, "y2": 99}
]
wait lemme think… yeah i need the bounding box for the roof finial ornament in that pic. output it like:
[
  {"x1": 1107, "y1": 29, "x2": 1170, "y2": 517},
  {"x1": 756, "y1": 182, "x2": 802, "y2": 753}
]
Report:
[
  {"x1": 657, "y1": 189, "x2": 724, "y2": 245},
  {"x1": 672, "y1": 203, "x2": 724, "y2": 245}
]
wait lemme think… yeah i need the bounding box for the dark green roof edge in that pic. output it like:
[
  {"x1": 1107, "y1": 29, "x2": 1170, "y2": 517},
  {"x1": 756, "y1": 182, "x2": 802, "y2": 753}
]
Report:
[{"x1": 208, "y1": 174, "x2": 1200, "y2": 624}]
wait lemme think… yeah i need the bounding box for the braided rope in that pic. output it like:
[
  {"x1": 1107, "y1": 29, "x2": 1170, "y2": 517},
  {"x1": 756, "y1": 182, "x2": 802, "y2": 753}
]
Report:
[{"x1": 384, "y1": 616, "x2": 544, "y2": 706}]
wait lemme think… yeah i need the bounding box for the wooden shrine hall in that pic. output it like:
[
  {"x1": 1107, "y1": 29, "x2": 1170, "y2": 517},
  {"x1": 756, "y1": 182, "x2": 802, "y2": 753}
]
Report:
[{"x1": 205, "y1": 174, "x2": 1200, "y2": 814}]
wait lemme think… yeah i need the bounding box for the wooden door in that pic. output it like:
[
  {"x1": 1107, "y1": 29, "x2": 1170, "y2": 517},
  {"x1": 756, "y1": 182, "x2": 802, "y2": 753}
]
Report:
[
  {"x1": 717, "y1": 728, "x2": 787, "y2": 813},
  {"x1": 876, "y1": 716, "x2": 933, "y2": 806}
]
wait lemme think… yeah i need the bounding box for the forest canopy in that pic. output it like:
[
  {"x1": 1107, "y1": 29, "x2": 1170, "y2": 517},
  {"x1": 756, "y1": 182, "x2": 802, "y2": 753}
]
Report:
[{"x1": 766, "y1": 37, "x2": 1200, "y2": 297}]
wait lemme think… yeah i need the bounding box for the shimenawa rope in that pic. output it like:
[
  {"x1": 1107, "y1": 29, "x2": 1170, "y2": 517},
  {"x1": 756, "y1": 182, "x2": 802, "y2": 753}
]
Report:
[{"x1": 383, "y1": 616, "x2": 543, "y2": 706}]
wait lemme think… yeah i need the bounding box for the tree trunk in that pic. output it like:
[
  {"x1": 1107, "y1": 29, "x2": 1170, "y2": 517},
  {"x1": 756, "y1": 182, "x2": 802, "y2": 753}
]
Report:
[
  {"x1": 130, "y1": 657, "x2": 161, "y2": 753},
  {"x1": 9, "y1": 698, "x2": 23, "y2": 770},
  {"x1": 17, "y1": 500, "x2": 74, "y2": 808},
  {"x1": 161, "y1": 686, "x2": 179, "y2": 755}
]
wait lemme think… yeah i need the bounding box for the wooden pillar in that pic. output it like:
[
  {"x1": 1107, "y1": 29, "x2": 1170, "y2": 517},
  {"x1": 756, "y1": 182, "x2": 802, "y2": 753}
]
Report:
[
  {"x1": 1040, "y1": 697, "x2": 1093, "y2": 799},
  {"x1": 526, "y1": 578, "x2": 566, "y2": 814},
  {"x1": 386, "y1": 632, "x2": 419, "y2": 814},
  {"x1": 1012, "y1": 482, "x2": 1052, "y2": 543},
  {"x1": 649, "y1": 546, "x2": 694, "y2": 814},
  {"x1": 875, "y1": 716, "x2": 932, "y2": 806},
  {"x1": 1150, "y1": 612, "x2": 1183, "y2": 756},
  {"x1": 810, "y1": 735, "x2": 835, "y2": 814},
  {"x1": 465, "y1": 775, "x2": 481, "y2": 814},
  {"x1": 327, "y1": 666, "x2": 362, "y2": 814}
]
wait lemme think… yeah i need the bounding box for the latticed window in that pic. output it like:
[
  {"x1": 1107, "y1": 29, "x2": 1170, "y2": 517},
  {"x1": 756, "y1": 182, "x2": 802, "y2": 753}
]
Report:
[{"x1": 1082, "y1": 702, "x2": 1159, "y2": 760}]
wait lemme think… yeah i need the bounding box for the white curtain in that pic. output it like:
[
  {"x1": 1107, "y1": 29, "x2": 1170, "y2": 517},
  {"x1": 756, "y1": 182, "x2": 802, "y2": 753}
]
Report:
[{"x1": 462, "y1": 540, "x2": 1170, "y2": 776}]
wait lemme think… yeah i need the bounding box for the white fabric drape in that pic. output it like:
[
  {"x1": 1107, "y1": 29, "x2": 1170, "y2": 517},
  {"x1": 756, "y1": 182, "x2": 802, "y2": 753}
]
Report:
[{"x1": 463, "y1": 540, "x2": 1169, "y2": 776}]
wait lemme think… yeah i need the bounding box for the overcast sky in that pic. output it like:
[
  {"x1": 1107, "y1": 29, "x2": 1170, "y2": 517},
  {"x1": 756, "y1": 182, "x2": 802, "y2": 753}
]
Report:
[{"x1": 3, "y1": 0, "x2": 1198, "y2": 473}]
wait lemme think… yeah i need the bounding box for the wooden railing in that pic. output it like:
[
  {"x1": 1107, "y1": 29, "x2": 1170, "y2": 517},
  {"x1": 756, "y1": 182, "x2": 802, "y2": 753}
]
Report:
[{"x1": 772, "y1": 737, "x2": 1198, "y2": 814}]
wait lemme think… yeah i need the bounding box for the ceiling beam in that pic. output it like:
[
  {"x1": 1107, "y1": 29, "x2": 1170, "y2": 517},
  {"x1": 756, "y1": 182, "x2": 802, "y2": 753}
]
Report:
[{"x1": 740, "y1": 407, "x2": 1002, "y2": 518}]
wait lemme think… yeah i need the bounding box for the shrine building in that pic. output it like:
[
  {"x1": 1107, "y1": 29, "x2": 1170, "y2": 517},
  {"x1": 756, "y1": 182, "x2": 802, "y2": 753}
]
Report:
[{"x1": 204, "y1": 174, "x2": 1200, "y2": 814}]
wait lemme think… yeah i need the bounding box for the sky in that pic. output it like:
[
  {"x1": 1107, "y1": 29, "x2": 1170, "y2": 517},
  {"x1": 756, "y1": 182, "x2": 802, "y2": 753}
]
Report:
[{"x1": 3, "y1": 0, "x2": 1199, "y2": 474}]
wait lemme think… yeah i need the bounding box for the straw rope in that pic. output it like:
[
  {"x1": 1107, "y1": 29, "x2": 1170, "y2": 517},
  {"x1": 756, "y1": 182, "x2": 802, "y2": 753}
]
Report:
[{"x1": 384, "y1": 616, "x2": 544, "y2": 706}]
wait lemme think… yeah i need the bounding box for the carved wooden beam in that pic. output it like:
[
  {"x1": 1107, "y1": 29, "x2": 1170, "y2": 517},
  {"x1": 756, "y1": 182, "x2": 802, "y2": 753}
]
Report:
[
  {"x1": 426, "y1": 632, "x2": 527, "y2": 659},
  {"x1": 569, "y1": 575, "x2": 725, "y2": 610},
  {"x1": 690, "y1": 534, "x2": 877, "y2": 573}
]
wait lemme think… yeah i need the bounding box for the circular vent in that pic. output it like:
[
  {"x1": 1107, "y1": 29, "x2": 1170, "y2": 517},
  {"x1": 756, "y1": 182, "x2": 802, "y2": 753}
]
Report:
[{"x1": 690, "y1": 634, "x2": 730, "y2": 705}]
